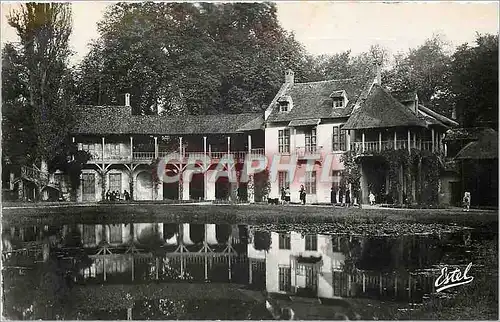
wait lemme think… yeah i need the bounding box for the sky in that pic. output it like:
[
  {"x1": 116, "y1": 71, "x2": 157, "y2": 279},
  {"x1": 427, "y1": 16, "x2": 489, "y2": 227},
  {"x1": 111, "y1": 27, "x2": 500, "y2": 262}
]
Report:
[{"x1": 1, "y1": 1, "x2": 499, "y2": 66}]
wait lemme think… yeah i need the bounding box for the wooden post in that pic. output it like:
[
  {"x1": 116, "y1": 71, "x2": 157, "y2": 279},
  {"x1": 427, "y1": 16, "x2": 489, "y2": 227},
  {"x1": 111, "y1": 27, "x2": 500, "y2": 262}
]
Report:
[
  {"x1": 249, "y1": 259, "x2": 253, "y2": 284},
  {"x1": 155, "y1": 257, "x2": 159, "y2": 280},
  {"x1": 130, "y1": 136, "x2": 133, "y2": 160},
  {"x1": 102, "y1": 137, "x2": 105, "y2": 165},
  {"x1": 228, "y1": 233, "x2": 233, "y2": 281},
  {"x1": 103, "y1": 257, "x2": 107, "y2": 281},
  {"x1": 361, "y1": 131, "x2": 365, "y2": 152},
  {"x1": 362, "y1": 273, "x2": 366, "y2": 293},
  {"x1": 346, "y1": 131, "x2": 351, "y2": 151},
  {"x1": 179, "y1": 136, "x2": 183, "y2": 158},
  {"x1": 348, "y1": 274, "x2": 352, "y2": 296},
  {"x1": 203, "y1": 136, "x2": 207, "y2": 200},
  {"x1": 154, "y1": 136, "x2": 158, "y2": 159},
  {"x1": 407, "y1": 129, "x2": 411, "y2": 152},
  {"x1": 204, "y1": 224, "x2": 208, "y2": 281},
  {"x1": 227, "y1": 136, "x2": 231, "y2": 155},
  {"x1": 378, "y1": 132, "x2": 382, "y2": 152},
  {"x1": 408, "y1": 274, "x2": 412, "y2": 299},
  {"x1": 379, "y1": 272, "x2": 383, "y2": 295},
  {"x1": 413, "y1": 132, "x2": 417, "y2": 148},
  {"x1": 393, "y1": 131, "x2": 397, "y2": 150},
  {"x1": 131, "y1": 255, "x2": 135, "y2": 281},
  {"x1": 248, "y1": 134, "x2": 252, "y2": 153},
  {"x1": 431, "y1": 129, "x2": 435, "y2": 152}
]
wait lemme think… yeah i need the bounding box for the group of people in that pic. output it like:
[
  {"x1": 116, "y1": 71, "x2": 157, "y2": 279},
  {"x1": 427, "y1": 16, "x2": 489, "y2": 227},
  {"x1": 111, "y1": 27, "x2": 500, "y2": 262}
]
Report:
[
  {"x1": 330, "y1": 187, "x2": 352, "y2": 206},
  {"x1": 106, "y1": 189, "x2": 131, "y2": 201},
  {"x1": 279, "y1": 185, "x2": 308, "y2": 205}
]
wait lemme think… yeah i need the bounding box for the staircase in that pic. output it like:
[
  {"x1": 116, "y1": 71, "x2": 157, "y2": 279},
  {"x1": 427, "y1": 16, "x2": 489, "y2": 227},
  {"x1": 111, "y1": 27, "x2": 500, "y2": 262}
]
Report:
[{"x1": 20, "y1": 166, "x2": 49, "y2": 185}]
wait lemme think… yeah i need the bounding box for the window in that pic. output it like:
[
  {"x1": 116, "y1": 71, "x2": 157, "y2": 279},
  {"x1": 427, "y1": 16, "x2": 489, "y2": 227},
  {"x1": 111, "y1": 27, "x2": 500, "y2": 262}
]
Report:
[
  {"x1": 82, "y1": 143, "x2": 100, "y2": 159},
  {"x1": 278, "y1": 171, "x2": 289, "y2": 192},
  {"x1": 279, "y1": 233, "x2": 291, "y2": 249},
  {"x1": 333, "y1": 97, "x2": 344, "y2": 108},
  {"x1": 305, "y1": 171, "x2": 316, "y2": 194},
  {"x1": 278, "y1": 129, "x2": 290, "y2": 153},
  {"x1": 54, "y1": 173, "x2": 64, "y2": 186},
  {"x1": 106, "y1": 144, "x2": 121, "y2": 158},
  {"x1": 109, "y1": 173, "x2": 122, "y2": 193},
  {"x1": 332, "y1": 125, "x2": 346, "y2": 151},
  {"x1": 279, "y1": 266, "x2": 292, "y2": 292},
  {"x1": 279, "y1": 101, "x2": 289, "y2": 112},
  {"x1": 305, "y1": 234, "x2": 317, "y2": 251},
  {"x1": 82, "y1": 173, "x2": 95, "y2": 196},
  {"x1": 109, "y1": 224, "x2": 122, "y2": 244},
  {"x1": 83, "y1": 225, "x2": 96, "y2": 245},
  {"x1": 305, "y1": 128, "x2": 317, "y2": 153}
]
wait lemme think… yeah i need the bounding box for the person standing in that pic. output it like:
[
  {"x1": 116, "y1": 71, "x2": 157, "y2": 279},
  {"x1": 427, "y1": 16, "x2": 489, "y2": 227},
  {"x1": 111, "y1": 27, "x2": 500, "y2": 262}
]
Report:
[
  {"x1": 299, "y1": 185, "x2": 306, "y2": 205},
  {"x1": 463, "y1": 192, "x2": 471, "y2": 212},
  {"x1": 281, "y1": 187, "x2": 286, "y2": 205},
  {"x1": 331, "y1": 187, "x2": 337, "y2": 206},
  {"x1": 285, "y1": 187, "x2": 291, "y2": 204},
  {"x1": 345, "y1": 189, "x2": 351, "y2": 207},
  {"x1": 369, "y1": 191, "x2": 375, "y2": 205}
]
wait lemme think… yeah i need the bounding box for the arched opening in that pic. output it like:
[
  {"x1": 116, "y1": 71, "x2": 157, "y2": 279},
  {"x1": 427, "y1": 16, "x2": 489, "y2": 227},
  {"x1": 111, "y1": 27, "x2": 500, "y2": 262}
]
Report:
[
  {"x1": 215, "y1": 224, "x2": 231, "y2": 244},
  {"x1": 189, "y1": 224, "x2": 205, "y2": 244},
  {"x1": 190, "y1": 173, "x2": 205, "y2": 200},
  {"x1": 215, "y1": 177, "x2": 230, "y2": 200},
  {"x1": 163, "y1": 165, "x2": 179, "y2": 200},
  {"x1": 136, "y1": 171, "x2": 153, "y2": 200}
]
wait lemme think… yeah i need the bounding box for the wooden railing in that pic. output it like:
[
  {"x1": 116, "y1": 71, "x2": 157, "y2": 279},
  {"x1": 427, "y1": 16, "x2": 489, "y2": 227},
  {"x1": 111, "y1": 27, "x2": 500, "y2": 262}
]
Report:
[
  {"x1": 295, "y1": 146, "x2": 323, "y2": 158},
  {"x1": 21, "y1": 166, "x2": 49, "y2": 184},
  {"x1": 350, "y1": 140, "x2": 442, "y2": 154},
  {"x1": 84, "y1": 150, "x2": 267, "y2": 163}
]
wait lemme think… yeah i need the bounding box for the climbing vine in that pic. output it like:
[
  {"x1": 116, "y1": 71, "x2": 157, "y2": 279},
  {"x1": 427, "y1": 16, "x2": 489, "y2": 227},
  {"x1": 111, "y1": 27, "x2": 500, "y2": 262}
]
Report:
[
  {"x1": 150, "y1": 158, "x2": 162, "y2": 185},
  {"x1": 340, "y1": 151, "x2": 362, "y2": 201}
]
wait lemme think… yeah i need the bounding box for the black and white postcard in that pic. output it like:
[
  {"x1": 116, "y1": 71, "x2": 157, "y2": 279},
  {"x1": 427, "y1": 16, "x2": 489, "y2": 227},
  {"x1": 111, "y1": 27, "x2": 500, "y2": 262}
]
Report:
[{"x1": 1, "y1": 1, "x2": 498, "y2": 320}]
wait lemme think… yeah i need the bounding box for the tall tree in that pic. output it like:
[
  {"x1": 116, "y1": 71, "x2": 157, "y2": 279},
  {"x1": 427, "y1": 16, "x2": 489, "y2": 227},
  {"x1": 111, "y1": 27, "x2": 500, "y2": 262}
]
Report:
[
  {"x1": 383, "y1": 34, "x2": 453, "y2": 117},
  {"x1": 5, "y1": 3, "x2": 74, "y2": 170},
  {"x1": 75, "y1": 2, "x2": 311, "y2": 115},
  {"x1": 449, "y1": 33, "x2": 498, "y2": 129}
]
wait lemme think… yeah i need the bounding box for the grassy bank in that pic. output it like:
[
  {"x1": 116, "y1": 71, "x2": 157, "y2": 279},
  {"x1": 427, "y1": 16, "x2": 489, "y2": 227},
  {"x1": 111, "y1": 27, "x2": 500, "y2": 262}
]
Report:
[{"x1": 2, "y1": 203, "x2": 497, "y2": 230}]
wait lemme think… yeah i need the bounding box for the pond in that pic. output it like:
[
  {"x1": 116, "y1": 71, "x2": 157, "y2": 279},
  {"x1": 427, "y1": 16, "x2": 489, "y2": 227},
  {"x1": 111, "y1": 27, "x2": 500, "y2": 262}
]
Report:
[{"x1": 1, "y1": 219, "x2": 497, "y2": 320}]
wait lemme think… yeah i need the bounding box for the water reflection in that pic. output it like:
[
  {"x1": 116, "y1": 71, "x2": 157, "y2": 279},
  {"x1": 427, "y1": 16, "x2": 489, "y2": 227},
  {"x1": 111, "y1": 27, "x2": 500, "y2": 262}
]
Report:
[{"x1": 1, "y1": 222, "x2": 489, "y2": 320}]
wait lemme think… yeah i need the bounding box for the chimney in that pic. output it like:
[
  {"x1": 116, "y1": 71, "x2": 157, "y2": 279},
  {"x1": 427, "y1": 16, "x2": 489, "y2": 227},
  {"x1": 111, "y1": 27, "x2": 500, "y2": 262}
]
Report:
[
  {"x1": 285, "y1": 69, "x2": 294, "y2": 84},
  {"x1": 374, "y1": 62, "x2": 381, "y2": 85},
  {"x1": 125, "y1": 93, "x2": 131, "y2": 107}
]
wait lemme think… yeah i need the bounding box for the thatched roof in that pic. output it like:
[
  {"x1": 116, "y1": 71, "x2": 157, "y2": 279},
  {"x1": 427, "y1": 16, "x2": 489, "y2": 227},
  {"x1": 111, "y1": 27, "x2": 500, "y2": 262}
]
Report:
[
  {"x1": 266, "y1": 77, "x2": 371, "y2": 123},
  {"x1": 71, "y1": 106, "x2": 262, "y2": 135},
  {"x1": 342, "y1": 84, "x2": 427, "y2": 130},
  {"x1": 455, "y1": 128, "x2": 498, "y2": 160},
  {"x1": 391, "y1": 90, "x2": 418, "y2": 103}
]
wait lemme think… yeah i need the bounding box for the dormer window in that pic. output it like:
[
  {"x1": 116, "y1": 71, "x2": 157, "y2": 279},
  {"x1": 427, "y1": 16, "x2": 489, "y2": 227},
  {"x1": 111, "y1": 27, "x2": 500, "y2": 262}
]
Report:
[
  {"x1": 279, "y1": 101, "x2": 289, "y2": 112},
  {"x1": 277, "y1": 95, "x2": 293, "y2": 112},
  {"x1": 330, "y1": 90, "x2": 347, "y2": 108},
  {"x1": 333, "y1": 97, "x2": 344, "y2": 108}
]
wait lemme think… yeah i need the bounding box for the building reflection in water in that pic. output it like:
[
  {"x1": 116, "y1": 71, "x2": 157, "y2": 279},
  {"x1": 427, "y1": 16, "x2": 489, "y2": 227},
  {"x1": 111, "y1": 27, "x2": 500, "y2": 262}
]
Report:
[{"x1": 3, "y1": 223, "x2": 461, "y2": 305}]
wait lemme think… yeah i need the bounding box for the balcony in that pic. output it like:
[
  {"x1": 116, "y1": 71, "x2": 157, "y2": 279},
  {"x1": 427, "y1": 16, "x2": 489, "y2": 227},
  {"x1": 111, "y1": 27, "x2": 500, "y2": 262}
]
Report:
[
  {"x1": 350, "y1": 140, "x2": 442, "y2": 155},
  {"x1": 85, "y1": 149, "x2": 265, "y2": 164},
  {"x1": 295, "y1": 146, "x2": 323, "y2": 159}
]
